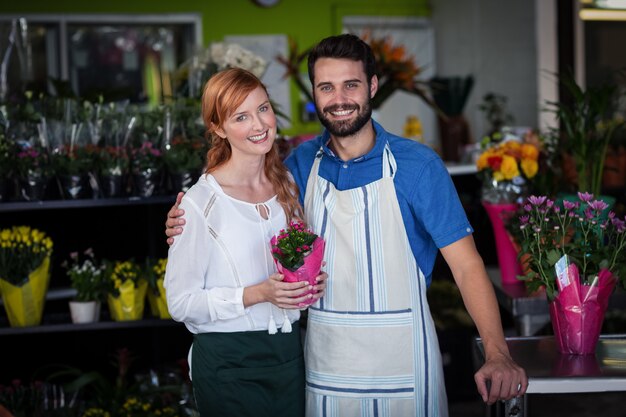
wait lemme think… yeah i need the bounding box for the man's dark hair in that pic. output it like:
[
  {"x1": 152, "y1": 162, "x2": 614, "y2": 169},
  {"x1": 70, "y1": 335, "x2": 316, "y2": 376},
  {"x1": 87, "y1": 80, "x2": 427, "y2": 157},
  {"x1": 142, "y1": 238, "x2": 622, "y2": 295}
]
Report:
[{"x1": 307, "y1": 33, "x2": 377, "y2": 87}]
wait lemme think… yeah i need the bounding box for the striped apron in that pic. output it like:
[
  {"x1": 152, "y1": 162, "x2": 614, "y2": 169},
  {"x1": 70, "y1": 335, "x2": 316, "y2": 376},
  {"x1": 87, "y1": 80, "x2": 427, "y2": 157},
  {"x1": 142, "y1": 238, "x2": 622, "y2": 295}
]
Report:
[{"x1": 303, "y1": 144, "x2": 448, "y2": 417}]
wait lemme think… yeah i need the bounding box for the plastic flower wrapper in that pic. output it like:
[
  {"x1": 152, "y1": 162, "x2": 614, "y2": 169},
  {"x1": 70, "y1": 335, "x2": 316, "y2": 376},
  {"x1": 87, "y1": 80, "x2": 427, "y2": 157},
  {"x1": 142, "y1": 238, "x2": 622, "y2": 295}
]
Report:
[
  {"x1": 270, "y1": 220, "x2": 325, "y2": 307},
  {"x1": 106, "y1": 260, "x2": 148, "y2": 321},
  {"x1": 476, "y1": 130, "x2": 540, "y2": 204},
  {"x1": 550, "y1": 255, "x2": 616, "y2": 354}
]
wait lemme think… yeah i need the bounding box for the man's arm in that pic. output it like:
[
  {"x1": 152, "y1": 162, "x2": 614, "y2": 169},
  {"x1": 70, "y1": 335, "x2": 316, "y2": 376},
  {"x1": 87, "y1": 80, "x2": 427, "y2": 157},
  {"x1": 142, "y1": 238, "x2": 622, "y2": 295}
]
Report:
[
  {"x1": 165, "y1": 192, "x2": 185, "y2": 245},
  {"x1": 440, "y1": 235, "x2": 528, "y2": 404}
]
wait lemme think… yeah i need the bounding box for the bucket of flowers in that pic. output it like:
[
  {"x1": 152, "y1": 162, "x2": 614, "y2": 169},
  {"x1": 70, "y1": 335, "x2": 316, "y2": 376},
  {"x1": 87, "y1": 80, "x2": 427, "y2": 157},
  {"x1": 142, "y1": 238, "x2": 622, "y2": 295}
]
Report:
[
  {"x1": 0, "y1": 226, "x2": 53, "y2": 327},
  {"x1": 476, "y1": 133, "x2": 541, "y2": 284},
  {"x1": 270, "y1": 220, "x2": 325, "y2": 307},
  {"x1": 130, "y1": 141, "x2": 163, "y2": 197},
  {"x1": 106, "y1": 259, "x2": 147, "y2": 321},
  {"x1": 517, "y1": 192, "x2": 626, "y2": 354},
  {"x1": 97, "y1": 145, "x2": 130, "y2": 198}
]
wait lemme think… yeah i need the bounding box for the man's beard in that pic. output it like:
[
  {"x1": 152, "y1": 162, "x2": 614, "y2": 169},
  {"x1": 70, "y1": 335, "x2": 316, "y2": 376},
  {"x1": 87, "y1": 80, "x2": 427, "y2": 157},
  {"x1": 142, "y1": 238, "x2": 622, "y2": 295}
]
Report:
[{"x1": 315, "y1": 101, "x2": 372, "y2": 137}]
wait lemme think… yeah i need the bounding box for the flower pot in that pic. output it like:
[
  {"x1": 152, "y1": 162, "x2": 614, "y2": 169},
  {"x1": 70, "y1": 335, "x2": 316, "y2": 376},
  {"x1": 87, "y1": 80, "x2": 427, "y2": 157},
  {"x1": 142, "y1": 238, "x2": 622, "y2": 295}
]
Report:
[
  {"x1": 107, "y1": 280, "x2": 148, "y2": 321},
  {"x1": 59, "y1": 174, "x2": 88, "y2": 199},
  {"x1": 549, "y1": 268, "x2": 616, "y2": 354},
  {"x1": 101, "y1": 174, "x2": 126, "y2": 198},
  {"x1": 169, "y1": 171, "x2": 196, "y2": 193},
  {"x1": 19, "y1": 171, "x2": 49, "y2": 201},
  {"x1": 0, "y1": 257, "x2": 51, "y2": 327},
  {"x1": 482, "y1": 202, "x2": 523, "y2": 285},
  {"x1": 69, "y1": 300, "x2": 101, "y2": 324},
  {"x1": 438, "y1": 115, "x2": 470, "y2": 162},
  {"x1": 147, "y1": 279, "x2": 171, "y2": 319},
  {"x1": 132, "y1": 169, "x2": 161, "y2": 197}
]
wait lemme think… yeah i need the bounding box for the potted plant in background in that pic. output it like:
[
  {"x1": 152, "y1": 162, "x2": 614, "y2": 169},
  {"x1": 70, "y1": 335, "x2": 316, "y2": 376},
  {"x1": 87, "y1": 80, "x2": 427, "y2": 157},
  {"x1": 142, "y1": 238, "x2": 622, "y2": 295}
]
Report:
[
  {"x1": 517, "y1": 192, "x2": 626, "y2": 354},
  {"x1": 145, "y1": 257, "x2": 170, "y2": 319},
  {"x1": 14, "y1": 144, "x2": 52, "y2": 201},
  {"x1": 106, "y1": 259, "x2": 147, "y2": 321},
  {"x1": 63, "y1": 248, "x2": 110, "y2": 323},
  {"x1": 163, "y1": 136, "x2": 205, "y2": 193},
  {"x1": 0, "y1": 113, "x2": 16, "y2": 201},
  {"x1": 97, "y1": 145, "x2": 129, "y2": 198},
  {"x1": 547, "y1": 72, "x2": 624, "y2": 204},
  {"x1": 0, "y1": 226, "x2": 53, "y2": 327},
  {"x1": 50, "y1": 144, "x2": 97, "y2": 199}
]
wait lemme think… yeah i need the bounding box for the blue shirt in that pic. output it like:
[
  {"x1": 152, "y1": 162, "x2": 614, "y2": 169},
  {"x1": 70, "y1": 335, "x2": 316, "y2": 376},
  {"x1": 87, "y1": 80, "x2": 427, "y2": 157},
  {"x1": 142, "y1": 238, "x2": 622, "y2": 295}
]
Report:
[{"x1": 284, "y1": 120, "x2": 473, "y2": 284}]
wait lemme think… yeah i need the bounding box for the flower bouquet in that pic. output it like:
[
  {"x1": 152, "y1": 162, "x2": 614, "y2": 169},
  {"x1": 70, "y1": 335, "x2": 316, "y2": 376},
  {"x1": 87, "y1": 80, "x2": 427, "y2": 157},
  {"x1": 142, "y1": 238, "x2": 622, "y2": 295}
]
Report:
[
  {"x1": 15, "y1": 144, "x2": 52, "y2": 201},
  {"x1": 130, "y1": 141, "x2": 163, "y2": 197},
  {"x1": 98, "y1": 145, "x2": 130, "y2": 197},
  {"x1": 270, "y1": 221, "x2": 325, "y2": 307},
  {"x1": 0, "y1": 226, "x2": 53, "y2": 327},
  {"x1": 517, "y1": 193, "x2": 626, "y2": 353},
  {"x1": 477, "y1": 134, "x2": 541, "y2": 284},
  {"x1": 107, "y1": 260, "x2": 147, "y2": 321}
]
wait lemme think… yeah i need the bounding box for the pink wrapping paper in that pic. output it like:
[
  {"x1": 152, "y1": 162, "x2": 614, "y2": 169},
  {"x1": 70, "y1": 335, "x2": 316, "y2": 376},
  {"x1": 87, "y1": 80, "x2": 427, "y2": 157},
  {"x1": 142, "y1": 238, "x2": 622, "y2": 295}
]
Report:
[
  {"x1": 482, "y1": 202, "x2": 523, "y2": 285},
  {"x1": 550, "y1": 264, "x2": 616, "y2": 355},
  {"x1": 271, "y1": 237, "x2": 325, "y2": 307}
]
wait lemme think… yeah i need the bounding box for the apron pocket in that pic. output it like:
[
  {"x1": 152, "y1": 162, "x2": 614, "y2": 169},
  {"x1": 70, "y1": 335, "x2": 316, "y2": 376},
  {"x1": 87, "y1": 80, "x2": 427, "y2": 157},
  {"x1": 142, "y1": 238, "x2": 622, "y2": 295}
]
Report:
[{"x1": 305, "y1": 308, "x2": 417, "y2": 398}]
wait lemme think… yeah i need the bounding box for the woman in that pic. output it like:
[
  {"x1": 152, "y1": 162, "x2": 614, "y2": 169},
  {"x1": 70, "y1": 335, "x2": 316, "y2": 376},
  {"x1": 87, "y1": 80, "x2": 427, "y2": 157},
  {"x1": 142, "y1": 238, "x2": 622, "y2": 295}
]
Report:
[{"x1": 164, "y1": 67, "x2": 325, "y2": 417}]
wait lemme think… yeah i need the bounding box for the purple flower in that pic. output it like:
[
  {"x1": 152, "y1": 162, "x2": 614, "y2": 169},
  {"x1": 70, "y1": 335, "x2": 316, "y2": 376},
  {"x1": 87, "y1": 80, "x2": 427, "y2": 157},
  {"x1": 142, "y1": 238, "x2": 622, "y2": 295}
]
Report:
[
  {"x1": 577, "y1": 192, "x2": 594, "y2": 202},
  {"x1": 588, "y1": 200, "x2": 609, "y2": 212},
  {"x1": 528, "y1": 195, "x2": 547, "y2": 206},
  {"x1": 563, "y1": 200, "x2": 578, "y2": 210}
]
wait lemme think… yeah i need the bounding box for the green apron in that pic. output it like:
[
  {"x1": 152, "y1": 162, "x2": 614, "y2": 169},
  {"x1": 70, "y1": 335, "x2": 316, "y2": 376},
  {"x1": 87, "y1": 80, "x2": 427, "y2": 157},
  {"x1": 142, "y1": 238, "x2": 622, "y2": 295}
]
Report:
[{"x1": 191, "y1": 321, "x2": 305, "y2": 417}]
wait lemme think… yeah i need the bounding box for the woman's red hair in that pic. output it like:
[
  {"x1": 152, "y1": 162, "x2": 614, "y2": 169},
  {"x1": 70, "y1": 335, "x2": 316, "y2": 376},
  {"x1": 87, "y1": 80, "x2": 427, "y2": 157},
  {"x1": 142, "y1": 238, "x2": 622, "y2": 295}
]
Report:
[{"x1": 201, "y1": 68, "x2": 302, "y2": 221}]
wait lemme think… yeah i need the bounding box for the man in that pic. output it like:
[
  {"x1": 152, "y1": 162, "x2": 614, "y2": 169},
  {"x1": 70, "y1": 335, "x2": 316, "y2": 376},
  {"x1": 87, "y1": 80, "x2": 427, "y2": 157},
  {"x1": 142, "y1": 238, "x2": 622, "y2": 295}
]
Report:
[{"x1": 166, "y1": 33, "x2": 527, "y2": 416}]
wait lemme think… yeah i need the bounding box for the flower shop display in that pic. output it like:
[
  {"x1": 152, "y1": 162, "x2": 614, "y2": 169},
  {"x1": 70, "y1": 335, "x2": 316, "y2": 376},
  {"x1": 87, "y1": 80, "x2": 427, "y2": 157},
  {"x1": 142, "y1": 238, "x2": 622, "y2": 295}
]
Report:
[
  {"x1": 0, "y1": 226, "x2": 53, "y2": 327},
  {"x1": 63, "y1": 248, "x2": 110, "y2": 323},
  {"x1": 517, "y1": 193, "x2": 626, "y2": 354},
  {"x1": 270, "y1": 220, "x2": 325, "y2": 307},
  {"x1": 145, "y1": 257, "x2": 170, "y2": 319},
  {"x1": 50, "y1": 144, "x2": 98, "y2": 199},
  {"x1": 163, "y1": 136, "x2": 205, "y2": 193},
  {"x1": 107, "y1": 260, "x2": 147, "y2": 321},
  {"x1": 477, "y1": 136, "x2": 541, "y2": 284},
  {"x1": 0, "y1": 117, "x2": 15, "y2": 201}
]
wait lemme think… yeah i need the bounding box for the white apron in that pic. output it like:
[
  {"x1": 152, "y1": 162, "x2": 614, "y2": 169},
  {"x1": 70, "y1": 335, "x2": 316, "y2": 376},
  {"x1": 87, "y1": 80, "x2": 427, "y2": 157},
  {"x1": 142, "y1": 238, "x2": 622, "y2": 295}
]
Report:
[{"x1": 303, "y1": 144, "x2": 448, "y2": 417}]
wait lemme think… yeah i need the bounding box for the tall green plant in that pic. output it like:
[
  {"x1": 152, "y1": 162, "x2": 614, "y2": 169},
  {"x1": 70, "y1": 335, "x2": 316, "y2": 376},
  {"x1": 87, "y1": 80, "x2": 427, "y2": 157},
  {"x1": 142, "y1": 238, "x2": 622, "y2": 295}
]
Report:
[{"x1": 547, "y1": 73, "x2": 622, "y2": 196}]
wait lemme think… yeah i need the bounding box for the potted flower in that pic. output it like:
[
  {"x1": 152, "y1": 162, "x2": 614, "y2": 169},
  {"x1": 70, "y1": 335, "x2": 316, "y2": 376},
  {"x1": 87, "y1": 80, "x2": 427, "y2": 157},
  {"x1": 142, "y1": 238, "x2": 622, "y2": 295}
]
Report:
[
  {"x1": 97, "y1": 145, "x2": 130, "y2": 198},
  {"x1": 270, "y1": 220, "x2": 325, "y2": 308},
  {"x1": 50, "y1": 144, "x2": 98, "y2": 199},
  {"x1": 145, "y1": 257, "x2": 170, "y2": 319},
  {"x1": 517, "y1": 192, "x2": 626, "y2": 353},
  {"x1": 14, "y1": 145, "x2": 52, "y2": 201},
  {"x1": 63, "y1": 248, "x2": 110, "y2": 323},
  {"x1": 163, "y1": 136, "x2": 205, "y2": 193},
  {"x1": 107, "y1": 259, "x2": 147, "y2": 321},
  {"x1": 0, "y1": 118, "x2": 16, "y2": 201},
  {"x1": 130, "y1": 141, "x2": 163, "y2": 197},
  {"x1": 0, "y1": 226, "x2": 53, "y2": 327},
  {"x1": 476, "y1": 135, "x2": 541, "y2": 284}
]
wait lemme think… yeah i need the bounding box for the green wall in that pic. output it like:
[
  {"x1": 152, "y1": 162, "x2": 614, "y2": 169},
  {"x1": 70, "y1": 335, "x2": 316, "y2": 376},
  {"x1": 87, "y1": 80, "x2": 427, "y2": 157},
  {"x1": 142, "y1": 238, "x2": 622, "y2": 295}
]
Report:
[{"x1": 0, "y1": 0, "x2": 429, "y2": 134}]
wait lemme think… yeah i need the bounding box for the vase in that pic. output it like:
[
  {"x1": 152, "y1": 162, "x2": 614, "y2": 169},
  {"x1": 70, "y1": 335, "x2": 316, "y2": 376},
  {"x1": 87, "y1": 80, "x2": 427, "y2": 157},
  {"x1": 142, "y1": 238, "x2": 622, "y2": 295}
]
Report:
[
  {"x1": 0, "y1": 257, "x2": 51, "y2": 327},
  {"x1": 549, "y1": 268, "x2": 616, "y2": 354},
  {"x1": 69, "y1": 300, "x2": 101, "y2": 324},
  {"x1": 19, "y1": 171, "x2": 49, "y2": 201},
  {"x1": 107, "y1": 279, "x2": 148, "y2": 321},
  {"x1": 169, "y1": 171, "x2": 196, "y2": 193},
  {"x1": 438, "y1": 115, "x2": 470, "y2": 162},
  {"x1": 101, "y1": 174, "x2": 125, "y2": 198},
  {"x1": 147, "y1": 279, "x2": 171, "y2": 319},
  {"x1": 59, "y1": 174, "x2": 88, "y2": 199},
  {"x1": 482, "y1": 201, "x2": 523, "y2": 285},
  {"x1": 132, "y1": 168, "x2": 160, "y2": 197}
]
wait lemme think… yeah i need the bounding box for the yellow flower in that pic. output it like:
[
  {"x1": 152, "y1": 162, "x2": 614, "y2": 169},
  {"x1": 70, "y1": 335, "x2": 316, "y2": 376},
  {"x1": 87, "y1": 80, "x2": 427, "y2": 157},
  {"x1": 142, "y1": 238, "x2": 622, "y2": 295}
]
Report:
[
  {"x1": 500, "y1": 155, "x2": 520, "y2": 180},
  {"x1": 521, "y1": 158, "x2": 539, "y2": 178},
  {"x1": 520, "y1": 143, "x2": 539, "y2": 161}
]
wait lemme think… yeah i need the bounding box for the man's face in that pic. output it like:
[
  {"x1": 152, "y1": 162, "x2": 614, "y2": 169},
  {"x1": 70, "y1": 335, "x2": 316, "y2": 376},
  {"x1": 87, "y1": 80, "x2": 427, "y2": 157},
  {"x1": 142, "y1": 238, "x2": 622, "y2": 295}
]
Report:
[{"x1": 311, "y1": 58, "x2": 377, "y2": 137}]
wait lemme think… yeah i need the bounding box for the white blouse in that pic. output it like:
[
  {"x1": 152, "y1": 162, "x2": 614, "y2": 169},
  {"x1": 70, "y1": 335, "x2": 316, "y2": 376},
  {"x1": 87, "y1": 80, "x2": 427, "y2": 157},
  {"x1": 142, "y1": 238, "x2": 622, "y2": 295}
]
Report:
[{"x1": 164, "y1": 174, "x2": 299, "y2": 334}]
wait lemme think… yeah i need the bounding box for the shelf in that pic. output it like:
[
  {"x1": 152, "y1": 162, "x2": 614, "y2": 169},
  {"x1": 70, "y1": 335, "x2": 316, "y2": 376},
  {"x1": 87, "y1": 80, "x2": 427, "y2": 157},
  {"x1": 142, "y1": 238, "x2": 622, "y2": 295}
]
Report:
[
  {"x1": 445, "y1": 163, "x2": 477, "y2": 176},
  {"x1": 0, "y1": 315, "x2": 183, "y2": 336},
  {"x1": 0, "y1": 195, "x2": 177, "y2": 213}
]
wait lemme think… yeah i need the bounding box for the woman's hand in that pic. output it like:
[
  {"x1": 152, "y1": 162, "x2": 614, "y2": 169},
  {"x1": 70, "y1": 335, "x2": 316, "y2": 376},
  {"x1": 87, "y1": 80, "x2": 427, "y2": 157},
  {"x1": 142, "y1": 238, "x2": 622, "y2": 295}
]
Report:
[
  {"x1": 311, "y1": 271, "x2": 328, "y2": 301},
  {"x1": 244, "y1": 273, "x2": 315, "y2": 309}
]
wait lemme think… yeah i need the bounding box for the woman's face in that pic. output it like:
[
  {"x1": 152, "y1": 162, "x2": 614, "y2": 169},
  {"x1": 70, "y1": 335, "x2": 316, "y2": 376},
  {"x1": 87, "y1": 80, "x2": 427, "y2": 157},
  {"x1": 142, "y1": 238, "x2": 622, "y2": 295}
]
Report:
[{"x1": 215, "y1": 86, "x2": 277, "y2": 158}]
